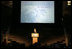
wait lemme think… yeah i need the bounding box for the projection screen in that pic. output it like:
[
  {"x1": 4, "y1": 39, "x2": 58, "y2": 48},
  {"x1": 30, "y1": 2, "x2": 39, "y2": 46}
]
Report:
[{"x1": 21, "y1": 1, "x2": 54, "y2": 23}]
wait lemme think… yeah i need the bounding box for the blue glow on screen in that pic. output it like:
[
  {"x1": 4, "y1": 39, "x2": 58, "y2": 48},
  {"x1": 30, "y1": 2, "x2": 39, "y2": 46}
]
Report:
[{"x1": 21, "y1": 1, "x2": 54, "y2": 23}]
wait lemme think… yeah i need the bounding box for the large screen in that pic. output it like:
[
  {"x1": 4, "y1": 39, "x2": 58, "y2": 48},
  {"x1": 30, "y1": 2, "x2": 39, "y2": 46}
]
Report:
[{"x1": 21, "y1": 1, "x2": 54, "y2": 23}]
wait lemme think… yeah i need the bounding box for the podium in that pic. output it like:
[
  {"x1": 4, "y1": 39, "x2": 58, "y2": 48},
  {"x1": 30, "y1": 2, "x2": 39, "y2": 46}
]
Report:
[{"x1": 31, "y1": 28, "x2": 39, "y2": 44}]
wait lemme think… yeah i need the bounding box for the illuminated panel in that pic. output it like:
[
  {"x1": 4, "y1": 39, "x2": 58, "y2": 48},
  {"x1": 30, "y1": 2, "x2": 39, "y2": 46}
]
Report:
[
  {"x1": 21, "y1": 1, "x2": 54, "y2": 23},
  {"x1": 31, "y1": 33, "x2": 39, "y2": 37},
  {"x1": 67, "y1": 1, "x2": 71, "y2": 5}
]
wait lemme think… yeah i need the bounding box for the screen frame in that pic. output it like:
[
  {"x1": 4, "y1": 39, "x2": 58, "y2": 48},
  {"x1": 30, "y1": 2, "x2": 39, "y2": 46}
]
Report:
[
  {"x1": 13, "y1": 0, "x2": 63, "y2": 28},
  {"x1": 21, "y1": 1, "x2": 55, "y2": 23}
]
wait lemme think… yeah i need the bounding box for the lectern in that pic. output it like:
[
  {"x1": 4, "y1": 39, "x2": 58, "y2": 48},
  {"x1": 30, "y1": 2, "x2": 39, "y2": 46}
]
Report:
[{"x1": 31, "y1": 28, "x2": 39, "y2": 44}]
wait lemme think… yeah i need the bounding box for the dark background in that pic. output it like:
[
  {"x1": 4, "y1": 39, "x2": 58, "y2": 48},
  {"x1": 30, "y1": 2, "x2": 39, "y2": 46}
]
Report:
[{"x1": 1, "y1": 1, "x2": 71, "y2": 45}]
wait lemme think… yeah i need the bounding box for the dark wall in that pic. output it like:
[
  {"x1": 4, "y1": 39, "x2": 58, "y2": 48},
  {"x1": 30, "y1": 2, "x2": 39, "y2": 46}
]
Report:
[
  {"x1": 1, "y1": 4, "x2": 12, "y2": 26},
  {"x1": 1, "y1": 1, "x2": 70, "y2": 42}
]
